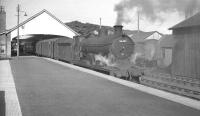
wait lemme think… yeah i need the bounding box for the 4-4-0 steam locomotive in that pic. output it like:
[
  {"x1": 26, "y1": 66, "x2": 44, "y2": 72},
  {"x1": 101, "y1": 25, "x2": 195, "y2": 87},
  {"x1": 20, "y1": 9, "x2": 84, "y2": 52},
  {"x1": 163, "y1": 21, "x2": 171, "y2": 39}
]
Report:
[{"x1": 36, "y1": 25, "x2": 138, "y2": 79}]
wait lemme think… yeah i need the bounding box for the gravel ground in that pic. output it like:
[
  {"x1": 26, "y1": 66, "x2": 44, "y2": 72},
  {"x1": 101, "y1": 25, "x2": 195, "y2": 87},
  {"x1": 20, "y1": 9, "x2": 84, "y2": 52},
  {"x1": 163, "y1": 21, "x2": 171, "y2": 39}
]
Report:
[{"x1": 10, "y1": 57, "x2": 200, "y2": 116}]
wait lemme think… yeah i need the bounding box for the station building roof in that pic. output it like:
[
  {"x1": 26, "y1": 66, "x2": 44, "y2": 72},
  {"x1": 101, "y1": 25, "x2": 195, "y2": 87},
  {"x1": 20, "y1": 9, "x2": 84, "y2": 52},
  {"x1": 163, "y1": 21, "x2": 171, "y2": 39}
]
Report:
[
  {"x1": 5, "y1": 9, "x2": 79, "y2": 40},
  {"x1": 169, "y1": 12, "x2": 200, "y2": 30},
  {"x1": 125, "y1": 30, "x2": 163, "y2": 43}
]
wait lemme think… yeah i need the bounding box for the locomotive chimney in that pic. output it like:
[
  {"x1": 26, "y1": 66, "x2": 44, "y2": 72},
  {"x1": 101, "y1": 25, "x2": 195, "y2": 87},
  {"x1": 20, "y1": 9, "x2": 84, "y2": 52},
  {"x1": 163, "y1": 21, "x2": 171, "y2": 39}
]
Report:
[{"x1": 114, "y1": 25, "x2": 123, "y2": 36}]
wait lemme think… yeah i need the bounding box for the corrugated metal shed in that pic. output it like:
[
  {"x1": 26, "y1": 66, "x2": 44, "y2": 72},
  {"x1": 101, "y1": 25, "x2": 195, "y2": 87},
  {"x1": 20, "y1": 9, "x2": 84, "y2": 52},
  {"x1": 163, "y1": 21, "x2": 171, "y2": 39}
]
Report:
[{"x1": 170, "y1": 13, "x2": 200, "y2": 79}]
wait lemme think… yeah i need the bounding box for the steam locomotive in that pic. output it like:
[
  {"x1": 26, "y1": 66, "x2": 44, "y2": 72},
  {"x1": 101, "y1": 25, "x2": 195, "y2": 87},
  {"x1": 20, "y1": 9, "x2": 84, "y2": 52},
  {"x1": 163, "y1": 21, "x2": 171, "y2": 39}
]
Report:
[{"x1": 36, "y1": 25, "x2": 141, "y2": 80}]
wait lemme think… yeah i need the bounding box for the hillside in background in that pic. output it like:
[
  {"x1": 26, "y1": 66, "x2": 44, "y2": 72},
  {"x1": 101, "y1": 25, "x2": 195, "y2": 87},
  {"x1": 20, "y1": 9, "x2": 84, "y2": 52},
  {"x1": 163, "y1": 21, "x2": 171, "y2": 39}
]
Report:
[
  {"x1": 65, "y1": 21, "x2": 161, "y2": 38},
  {"x1": 65, "y1": 21, "x2": 112, "y2": 36}
]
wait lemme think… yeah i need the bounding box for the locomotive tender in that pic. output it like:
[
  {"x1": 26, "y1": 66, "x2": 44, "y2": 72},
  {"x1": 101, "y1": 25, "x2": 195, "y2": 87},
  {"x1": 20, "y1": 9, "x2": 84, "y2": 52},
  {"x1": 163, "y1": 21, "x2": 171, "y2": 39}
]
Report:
[{"x1": 35, "y1": 25, "x2": 137, "y2": 78}]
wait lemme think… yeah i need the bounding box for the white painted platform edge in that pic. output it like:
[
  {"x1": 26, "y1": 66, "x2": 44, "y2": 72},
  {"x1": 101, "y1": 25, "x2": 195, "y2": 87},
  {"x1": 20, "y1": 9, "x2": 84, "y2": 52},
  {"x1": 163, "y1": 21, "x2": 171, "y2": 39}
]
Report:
[
  {"x1": 44, "y1": 57, "x2": 200, "y2": 110},
  {"x1": 0, "y1": 60, "x2": 22, "y2": 116}
]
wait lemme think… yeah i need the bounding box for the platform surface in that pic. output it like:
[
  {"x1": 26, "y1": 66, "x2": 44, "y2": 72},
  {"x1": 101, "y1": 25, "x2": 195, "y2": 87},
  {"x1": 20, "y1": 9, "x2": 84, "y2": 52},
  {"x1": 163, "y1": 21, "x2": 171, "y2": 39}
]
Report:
[{"x1": 8, "y1": 57, "x2": 200, "y2": 116}]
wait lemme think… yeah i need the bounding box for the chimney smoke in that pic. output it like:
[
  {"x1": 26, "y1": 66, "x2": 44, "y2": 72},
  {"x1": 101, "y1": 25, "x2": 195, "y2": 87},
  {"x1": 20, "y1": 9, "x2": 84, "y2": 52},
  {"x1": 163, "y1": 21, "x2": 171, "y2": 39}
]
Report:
[{"x1": 114, "y1": 0, "x2": 200, "y2": 24}]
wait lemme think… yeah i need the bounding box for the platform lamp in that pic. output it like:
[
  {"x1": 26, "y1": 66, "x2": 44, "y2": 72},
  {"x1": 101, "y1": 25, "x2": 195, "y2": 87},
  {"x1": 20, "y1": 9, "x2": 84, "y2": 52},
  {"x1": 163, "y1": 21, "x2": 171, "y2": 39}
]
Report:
[{"x1": 16, "y1": 4, "x2": 27, "y2": 57}]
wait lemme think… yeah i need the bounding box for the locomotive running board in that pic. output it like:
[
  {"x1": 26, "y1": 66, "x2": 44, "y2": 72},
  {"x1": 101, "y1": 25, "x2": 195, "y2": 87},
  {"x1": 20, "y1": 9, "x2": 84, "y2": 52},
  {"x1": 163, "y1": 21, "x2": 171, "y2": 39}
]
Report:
[{"x1": 43, "y1": 57, "x2": 200, "y2": 110}]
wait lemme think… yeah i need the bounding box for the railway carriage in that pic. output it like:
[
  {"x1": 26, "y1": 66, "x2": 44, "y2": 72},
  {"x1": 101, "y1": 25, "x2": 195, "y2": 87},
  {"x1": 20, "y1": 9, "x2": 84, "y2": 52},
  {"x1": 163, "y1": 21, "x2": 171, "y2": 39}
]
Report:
[
  {"x1": 56, "y1": 38, "x2": 74, "y2": 62},
  {"x1": 35, "y1": 41, "x2": 42, "y2": 56}
]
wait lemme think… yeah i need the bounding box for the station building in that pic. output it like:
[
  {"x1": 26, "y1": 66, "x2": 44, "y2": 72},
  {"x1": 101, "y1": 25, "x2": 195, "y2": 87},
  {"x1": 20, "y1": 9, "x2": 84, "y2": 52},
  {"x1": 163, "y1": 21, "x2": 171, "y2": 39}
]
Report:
[{"x1": 0, "y1": 7, "x2": 79, "y2": 58}]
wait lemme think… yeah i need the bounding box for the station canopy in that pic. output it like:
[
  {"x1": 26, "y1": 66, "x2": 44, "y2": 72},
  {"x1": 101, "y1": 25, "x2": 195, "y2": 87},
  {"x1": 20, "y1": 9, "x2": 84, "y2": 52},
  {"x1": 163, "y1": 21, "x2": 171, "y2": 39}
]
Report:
[{"x1": 7, "y1": 9, "x2": 79, "y2": 40}]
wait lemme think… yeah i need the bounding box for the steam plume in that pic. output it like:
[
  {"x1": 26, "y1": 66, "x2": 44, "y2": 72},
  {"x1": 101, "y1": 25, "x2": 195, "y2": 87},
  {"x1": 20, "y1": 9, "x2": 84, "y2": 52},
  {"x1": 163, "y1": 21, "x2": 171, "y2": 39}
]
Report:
[
  {"x1": 130, "y1": 52, "x2": 142, "y2": 64},
  {"x1": 94, "y1": 54, "x2": 116, "y2": 66},
  {"x1": 114, "y1": 0, "x2": 200, "y2": 25}
]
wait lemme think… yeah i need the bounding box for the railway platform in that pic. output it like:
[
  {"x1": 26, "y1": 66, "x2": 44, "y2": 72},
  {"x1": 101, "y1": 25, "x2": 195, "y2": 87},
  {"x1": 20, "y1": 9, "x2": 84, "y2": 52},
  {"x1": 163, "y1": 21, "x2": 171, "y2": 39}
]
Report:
[{"x1": 0, "y1": 56, "x2": 200, "y2": 116}]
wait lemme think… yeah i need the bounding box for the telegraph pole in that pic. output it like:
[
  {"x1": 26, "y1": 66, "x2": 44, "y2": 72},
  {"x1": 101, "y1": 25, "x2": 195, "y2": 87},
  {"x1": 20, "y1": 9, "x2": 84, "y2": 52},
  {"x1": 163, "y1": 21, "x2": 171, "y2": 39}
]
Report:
[
  {"x1": 17, "y1": 4, "x2": 20, "y2": 57},
  {"x1": 16, "y1": 4, "x2": 27, "y2": 57},
  {"x1": 100, "y1": 17, "x2": 101, "y2": 29},
  {"x1": 137, "y1": 8, "x2": 140, "y2": 33},
  {"x1": 137, "y1": 7, "x2": 140, "y2": 40}
]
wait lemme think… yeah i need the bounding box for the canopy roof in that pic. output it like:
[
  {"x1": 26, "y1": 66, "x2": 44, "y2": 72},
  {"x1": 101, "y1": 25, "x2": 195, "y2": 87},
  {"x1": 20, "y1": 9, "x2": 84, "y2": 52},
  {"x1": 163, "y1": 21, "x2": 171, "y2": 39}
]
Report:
[
  {"x1": 6, "y1": 9, "x2": 79, "y2": 40},
  {"x1": 169, "y1": 12, "x2": 200, "y2": 30}
]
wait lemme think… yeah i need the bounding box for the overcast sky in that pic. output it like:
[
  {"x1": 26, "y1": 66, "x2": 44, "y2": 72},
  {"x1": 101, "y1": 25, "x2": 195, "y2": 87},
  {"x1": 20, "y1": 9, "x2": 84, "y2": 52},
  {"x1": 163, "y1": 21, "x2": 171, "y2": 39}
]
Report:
[{"x1": 1, "y1": 0, "x2": 187, "y2": 34}]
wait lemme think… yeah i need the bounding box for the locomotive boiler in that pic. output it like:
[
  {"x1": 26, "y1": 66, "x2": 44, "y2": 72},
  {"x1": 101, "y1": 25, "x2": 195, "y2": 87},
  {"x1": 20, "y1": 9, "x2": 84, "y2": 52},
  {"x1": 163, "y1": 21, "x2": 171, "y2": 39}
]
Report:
[{"x1": 79, "y1": 25, "x2": 135, "y2": 66}]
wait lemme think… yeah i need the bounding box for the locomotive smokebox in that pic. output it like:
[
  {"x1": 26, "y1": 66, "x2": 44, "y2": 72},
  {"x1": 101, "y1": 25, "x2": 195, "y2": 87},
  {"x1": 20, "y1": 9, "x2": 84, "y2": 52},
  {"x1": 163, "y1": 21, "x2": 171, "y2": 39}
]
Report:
[{"x1": 114, "y1": 25, "x2": 123, "y2": 36}]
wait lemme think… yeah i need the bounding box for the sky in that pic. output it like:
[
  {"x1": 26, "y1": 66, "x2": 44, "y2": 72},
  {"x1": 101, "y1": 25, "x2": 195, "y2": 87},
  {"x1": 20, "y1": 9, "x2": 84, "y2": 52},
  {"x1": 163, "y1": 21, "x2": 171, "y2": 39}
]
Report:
[{"x1": 0, "y1": 0, "x2": 189, "y2": 34}]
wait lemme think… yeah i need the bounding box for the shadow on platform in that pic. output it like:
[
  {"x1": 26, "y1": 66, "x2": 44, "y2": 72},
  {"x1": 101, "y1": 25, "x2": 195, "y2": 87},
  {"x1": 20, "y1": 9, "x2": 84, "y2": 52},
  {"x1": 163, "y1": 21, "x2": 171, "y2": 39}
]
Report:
[{"x1": 0, "y1": 91, "x2": 5, "y2": 116}]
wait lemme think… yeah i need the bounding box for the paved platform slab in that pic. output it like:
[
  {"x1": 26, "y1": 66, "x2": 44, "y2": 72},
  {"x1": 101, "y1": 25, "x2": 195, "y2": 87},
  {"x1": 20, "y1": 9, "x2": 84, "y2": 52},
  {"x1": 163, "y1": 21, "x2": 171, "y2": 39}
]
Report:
[
  {"x1": 0, "y1": 59, "x2": 22, "y2": 116},
  {"x1": 9, "y1": 57, "x2": 200, "y2": 116},
  {"x1": 46, "y1": 57, "x2": 200, "y2": 110}
]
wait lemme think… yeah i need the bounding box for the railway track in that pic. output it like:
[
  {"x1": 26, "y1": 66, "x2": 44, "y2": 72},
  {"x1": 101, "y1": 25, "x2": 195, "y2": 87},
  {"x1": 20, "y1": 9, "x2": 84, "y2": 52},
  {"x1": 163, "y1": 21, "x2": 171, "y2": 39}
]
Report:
[{"x1": 140, "y1": 72, "x2": 200, "y2": 100}]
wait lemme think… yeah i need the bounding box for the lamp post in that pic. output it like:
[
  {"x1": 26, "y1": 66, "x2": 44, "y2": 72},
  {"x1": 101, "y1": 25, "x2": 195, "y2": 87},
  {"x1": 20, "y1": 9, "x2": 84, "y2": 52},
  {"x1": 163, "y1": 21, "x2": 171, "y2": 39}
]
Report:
[{"x1": 16, "y1": 4, "x2": 27, "y2": 57}]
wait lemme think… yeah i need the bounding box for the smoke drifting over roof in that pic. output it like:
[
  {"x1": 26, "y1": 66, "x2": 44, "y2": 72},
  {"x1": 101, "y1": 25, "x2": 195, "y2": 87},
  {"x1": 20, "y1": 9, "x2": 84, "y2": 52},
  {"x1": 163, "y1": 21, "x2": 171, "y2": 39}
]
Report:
[{"x1": 114, "y1": 0, "x2": 200, "y2": 25}]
